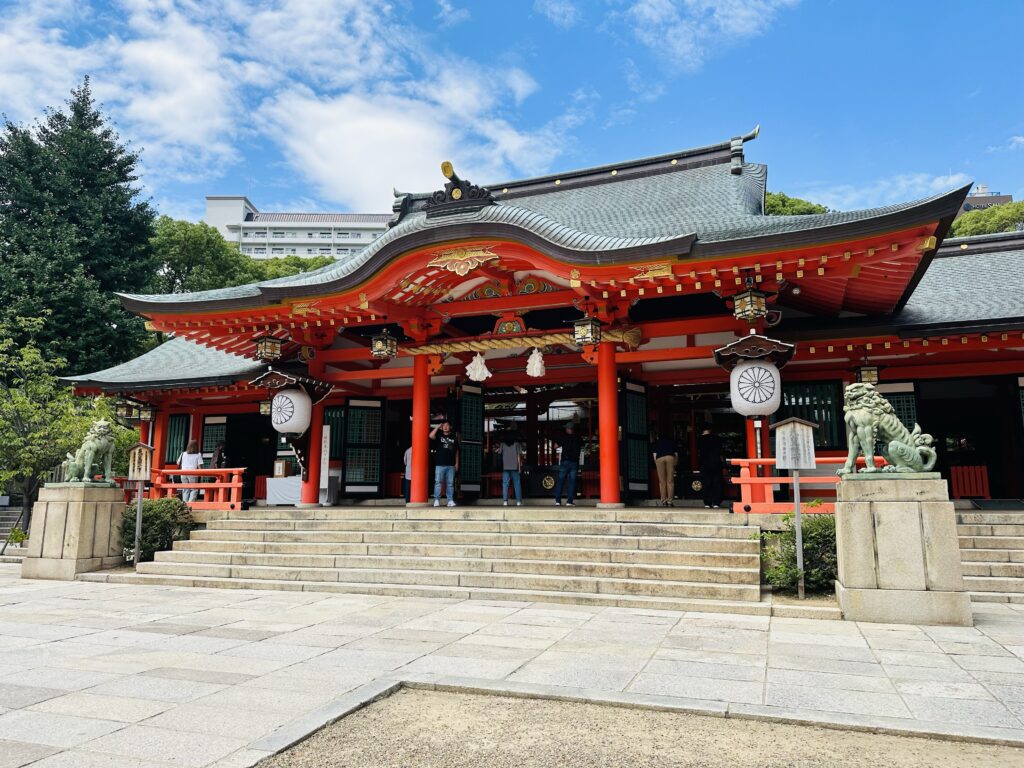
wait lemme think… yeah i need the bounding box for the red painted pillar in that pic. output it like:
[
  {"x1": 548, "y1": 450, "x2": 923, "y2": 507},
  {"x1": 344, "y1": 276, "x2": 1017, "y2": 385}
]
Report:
[
  {"x1": 152, "y1": 409, "x2": 169, "y2": 469},
  {"x1": 598, "y1": 340, "x2": 621, "y2": 506},
  {"x1": 299, "y1": 401, "x2": 325, "y2": 506},
  {"x1": 138, "y1": 421, "x2": 151, "y2": 446},
  {"x1": 410, "y1": 354, "x2": 430, "y2": 505}
]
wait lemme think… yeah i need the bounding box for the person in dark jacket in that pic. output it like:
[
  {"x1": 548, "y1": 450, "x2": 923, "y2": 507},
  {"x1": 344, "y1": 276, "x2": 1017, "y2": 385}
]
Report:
[
  {"x1": 698, "y1": 427, "x2": 724, "y2": 509},
  {"x1": 553, "y1": 423, "x2": 582, "y2": 506}
]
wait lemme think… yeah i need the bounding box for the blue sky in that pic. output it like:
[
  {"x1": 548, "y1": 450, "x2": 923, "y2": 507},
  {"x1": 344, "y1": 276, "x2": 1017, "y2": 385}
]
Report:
[{"x1": 1, "y1": 0, "x2": 1021, "y2": 220}]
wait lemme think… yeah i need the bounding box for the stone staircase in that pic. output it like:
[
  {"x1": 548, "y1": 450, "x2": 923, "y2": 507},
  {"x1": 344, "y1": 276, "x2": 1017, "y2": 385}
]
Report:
[
  {"x1": 957, "y1": 510, "x2": 1024, "y2": 603},
  {"x1": 79, "y1": 505, "x2": 768, "y2": 615}
]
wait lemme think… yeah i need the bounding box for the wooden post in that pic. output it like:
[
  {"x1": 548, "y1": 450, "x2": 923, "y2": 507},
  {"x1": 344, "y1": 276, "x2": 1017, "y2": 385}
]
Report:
[
  {"x1": 598, "y1": 340, "x2": 621, "y2": 506},
  {"x1": 410, "y1": 354, "x2": 430, "y2": 505},
  {"x1": 299, "y1": 402, "x2": 325, "y2": 506}
]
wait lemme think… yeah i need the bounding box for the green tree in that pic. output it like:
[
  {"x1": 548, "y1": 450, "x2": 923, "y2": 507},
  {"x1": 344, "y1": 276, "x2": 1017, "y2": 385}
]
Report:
[
  {"x1": 0, "y1": 78, "x2": 156, "y2": 375},
  {"x1": 765, "y1": 191, "x2": 830, "y2": 215},
  {"x1": 249, "y1": 254, "x2": 336, "y2": 281},
  {"x1": 950, "y1": 201, "x2": 1024, "y2": 237},
  {"x1": 151, "y1": 216, "x2": 255, "y2": 293},
  {"x1": 0, "y1": 317, "x2": 80, "y2": 519}
]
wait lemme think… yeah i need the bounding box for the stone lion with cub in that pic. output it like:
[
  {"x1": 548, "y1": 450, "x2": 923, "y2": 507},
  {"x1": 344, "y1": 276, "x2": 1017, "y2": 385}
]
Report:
[
  {"x1": 838, "y1": 382, "x2": 937, "y2": 475},
  {"x1": 62, "y1": 420, "x2": 116, "y2": 483}
]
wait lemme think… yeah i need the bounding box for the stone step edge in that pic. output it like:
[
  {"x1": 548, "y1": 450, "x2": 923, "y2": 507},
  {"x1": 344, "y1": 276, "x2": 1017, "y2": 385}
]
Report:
[
  {"x1": 75, "y1": 571, "x2": 772, "y2": 615},
  {"x1": 172, "y1": 541, "x2": 760, "y2": 559},
  {"x1": 968, "y1": 591, "x2": 1024, "y2": 603},
  {"x1": 190, "y1": 532, "x2": 762, "y2": 546},
  {"x1": 152, "y1": 553, "x2": 761, "y2": 580},
  {"x1": 136, "y1": 562, "x2": 762, "y2": 592}
]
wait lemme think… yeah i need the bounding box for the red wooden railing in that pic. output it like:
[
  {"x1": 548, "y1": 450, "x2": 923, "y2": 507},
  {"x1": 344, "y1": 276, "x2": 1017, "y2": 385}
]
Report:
[
  {"x1": 729, "y1": 457, "x2": 886, "y2": 514},
  {"x1": 950, "y1": 465, "x2": 990, "y2": 500},
  {"x1": 149, "y1": 468, "x2": 246, "y2": 511}
]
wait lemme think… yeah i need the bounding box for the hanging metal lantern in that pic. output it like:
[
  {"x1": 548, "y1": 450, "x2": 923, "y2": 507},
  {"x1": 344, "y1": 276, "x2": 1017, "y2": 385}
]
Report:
[
  {"x1": 573, "y1": 315, "x2": 601, "y2": 347},
  {"x1": 254, "y1": 335, "x2": 283, "y2": 362},
  {"x1": 370, "y1": 330, "x2": 398, "y2": 360},
  {"x1": 732, "y1": 288, "x2": 768, "y2": 323},
  {"x1": 114, "y1": 401, "x2": 132, "y2": 420},
  {"x1": 137, "y1": 404, "x2": 155, "y2": 422},
  {"x1": 258, "y1": 400, "x2": 273, "y2": 416},
  {"x1": 856, "y1": 365, "x2": 880, "y2": 385}
]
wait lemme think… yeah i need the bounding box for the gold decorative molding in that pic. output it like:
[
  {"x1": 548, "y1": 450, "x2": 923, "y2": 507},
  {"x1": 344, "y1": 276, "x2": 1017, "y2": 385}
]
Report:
[
  {"x1": 631, "y1": 263, "x2": 672, "y2": 280},
  {"x1": 427, "y1": 246, "x2": 499, "y2": 277},
  {"x1": 291, "y1": 300, "x2": 321, "y2": 317},
  {"x1": 569, "y1": 268, "x2": 581, "y2": 288}
]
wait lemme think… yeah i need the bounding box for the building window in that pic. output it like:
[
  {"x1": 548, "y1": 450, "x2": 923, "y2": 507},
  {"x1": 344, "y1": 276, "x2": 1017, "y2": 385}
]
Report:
[
  {"x1": 306, "y1": 248, "x2": 315, "y2": 254},
  {"x1": 318, "y1": 247, "x2": 331, "y2": 254},
  {"x1": 286, "y1": 247, "x2": 296, "y2": 254},
  {"x1": 253, "y1": 231, "x2": 266, "y2": 238},
  {"x1": 336, "y1": 248, "x2": 349, "y2": 255},
  {"x1": 272, "y1": 232, "x2": 285, "y2": 238},
  {"x1": 775, "y1": 381, "x2": 844, "y2": 449},
  {"x1": 254, "y1": 247, "x2": 266, "y2": 255},
  {"x1": 336, "y1": 231, "x2": 350, "y2": 238},
  {"x1": 351, "y1": 232, "x2": 362, "y2": 238},
  {"x1": 271, "y1": 247, "x2": 284, "y2": 254},
  {"x1": 242, "y1": 232, "x2": 252, "y2": 238},
  {"x1": 319, "y1": 232, "x2": 331, "y2": 238}
]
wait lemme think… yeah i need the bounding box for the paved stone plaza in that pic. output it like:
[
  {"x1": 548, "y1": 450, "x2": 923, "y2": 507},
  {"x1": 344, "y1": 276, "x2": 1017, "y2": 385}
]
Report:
[{"x1": 1, "y1": 562, "x2": 1024, "y2": 767}]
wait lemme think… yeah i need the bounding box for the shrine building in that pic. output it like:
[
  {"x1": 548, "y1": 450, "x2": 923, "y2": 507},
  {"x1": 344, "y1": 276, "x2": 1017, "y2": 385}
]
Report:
[{"x1": 67, "y1": 128, "x2": 1024, "y2": 511}]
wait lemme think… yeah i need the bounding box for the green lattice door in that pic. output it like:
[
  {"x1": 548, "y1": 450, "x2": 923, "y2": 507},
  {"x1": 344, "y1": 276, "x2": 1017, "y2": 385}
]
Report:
[
  {"x1": 459, "y1": 384, "x2": 484, "y2": 495},
  {"x1": 343, "y1": 398, "x2": 385, "y2": 496},
  {"x1": 166, "y1": 414, "x2": 190, "y2": 464},
  {"x1": 619, "y1": 379, "x2": 649, "y2": 501}
]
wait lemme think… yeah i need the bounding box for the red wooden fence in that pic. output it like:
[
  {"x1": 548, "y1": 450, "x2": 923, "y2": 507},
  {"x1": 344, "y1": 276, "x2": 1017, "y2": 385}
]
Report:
[
  {"x1": 149, "y1": 468, "x2": 245, "y2": 511},
  {"x1": 950, "y1": 465, "x2": 990, "y2": 500},
  {"x1": 729, "y1": 457, "x2": 886, "y2": 514}
]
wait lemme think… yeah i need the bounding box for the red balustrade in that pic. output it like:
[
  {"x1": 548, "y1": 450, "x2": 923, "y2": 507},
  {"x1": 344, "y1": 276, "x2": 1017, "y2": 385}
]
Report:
[
  {"x1": 149, "y1": 468, "x2": 246, "y2": 511},
  {"x1": 728, "y1": 456, "x2": 885, "y2": 514},
  {"x1": 950, "y1": 465, "x2": 990, "y2": 499}
]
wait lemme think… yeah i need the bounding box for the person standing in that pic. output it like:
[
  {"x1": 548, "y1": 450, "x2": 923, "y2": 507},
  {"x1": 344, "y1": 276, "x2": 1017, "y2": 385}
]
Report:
[
  {"x1": 402, "y1": 445, "x2": 412, "y2": 503},
  {"x1": 430, "y1": 421, "x2": 459, "y2": 507},
  {"x1": 496, "y1": 434, "x2": 523, "y2": 506},
  {"x1": 177, "y1": 439, "x2": 204, "y2": 504},
  {"x1": 698, "y1": 427, "x2": 725, "y2": 509},
  {"x1": 553, "y1": 423, "x2": 582, "y2": 507},
  {"x1": 651, "y1": 433, "x2": 678, "y2": 507},
  {"x1": 211, "y1": 441, "x2": 228, "y2": 469}
]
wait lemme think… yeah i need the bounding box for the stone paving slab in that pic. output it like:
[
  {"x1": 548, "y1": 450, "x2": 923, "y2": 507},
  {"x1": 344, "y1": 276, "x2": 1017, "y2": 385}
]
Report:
[{"x1": 1, "y1": 563, "x2": 1024, "y2": 767}]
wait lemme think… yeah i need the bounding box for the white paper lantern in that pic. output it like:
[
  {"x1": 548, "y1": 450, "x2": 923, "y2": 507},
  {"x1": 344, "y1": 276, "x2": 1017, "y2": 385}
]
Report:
[
  {"x1": 729, "y1": 360, "x2": 781, "y2": 417},
  {"x1": 271, "y1": 388, "x2": 312, "y2": 434}
]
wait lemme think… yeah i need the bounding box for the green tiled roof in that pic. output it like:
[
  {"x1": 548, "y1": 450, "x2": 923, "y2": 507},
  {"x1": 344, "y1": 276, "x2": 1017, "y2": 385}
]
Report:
[
  {"x1": 63, "y1": 336, "x2": 263, "y2": 391},
  {"x1": 118, "y1": 132, "x2": 969, "y2": 313}
]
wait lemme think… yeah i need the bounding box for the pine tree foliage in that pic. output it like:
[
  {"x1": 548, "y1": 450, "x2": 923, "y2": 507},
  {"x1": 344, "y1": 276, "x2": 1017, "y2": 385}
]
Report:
[{"x1": 0, "y1": 78, "x2": 156, "y2": 374}]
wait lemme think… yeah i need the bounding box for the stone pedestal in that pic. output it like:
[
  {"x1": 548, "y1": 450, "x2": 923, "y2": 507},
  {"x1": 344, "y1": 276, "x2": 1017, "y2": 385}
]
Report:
[
  {"x1": 21, "y1": 484, "x2": 125, "y2": 580},
  {"x1": 835, "y1": 476, "x2": 973, "y2": 626}
]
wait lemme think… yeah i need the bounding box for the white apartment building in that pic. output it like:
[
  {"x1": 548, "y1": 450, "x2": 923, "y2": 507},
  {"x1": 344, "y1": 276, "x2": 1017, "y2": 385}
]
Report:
[{"x1": 204, "y1": 196, "x2": 392, "y2": 259}]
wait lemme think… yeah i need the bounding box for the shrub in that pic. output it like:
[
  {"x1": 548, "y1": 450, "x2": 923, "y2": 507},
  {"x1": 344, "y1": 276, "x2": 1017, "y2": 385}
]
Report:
[
  {"x1": 762, "y1": 509, "x2": 837, "y2": 594},
  {"x1": 121, "y1": 497, "x2": 195, "y2": 563},
  {"x1": 6, "y1": 526, "x2": 27, "y2": 545}
]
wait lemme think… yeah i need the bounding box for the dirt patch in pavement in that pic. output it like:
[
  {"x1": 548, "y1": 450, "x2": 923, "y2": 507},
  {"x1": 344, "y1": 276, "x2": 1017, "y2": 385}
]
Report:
[{"x1": 259, "y1": 688, "x2": 1024, "y2": 768}]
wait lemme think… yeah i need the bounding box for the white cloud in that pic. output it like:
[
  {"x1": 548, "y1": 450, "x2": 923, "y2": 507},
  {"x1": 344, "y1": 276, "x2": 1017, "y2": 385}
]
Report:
[
  {"x1": 534, "y1": 0, "x2": 580, "y2": 28},
  {"x1": 794, "y1": 172, "x2": 971, "y2": 212},
  {"x1": 1010, "y1": 136, "x2": 1024, "y2": 150},
  {"x1": 624, "y1": 0, "x2": 799, "y2": 71},
  {"x1": 0, "y1": 1, "x2": 108, "y2": 123},
  {"x1": 0, "y1": 0, "x2": 576, "y2": 215},
  {"x1": 435, "y1": 0, "x2": 471, "y2": 28}
]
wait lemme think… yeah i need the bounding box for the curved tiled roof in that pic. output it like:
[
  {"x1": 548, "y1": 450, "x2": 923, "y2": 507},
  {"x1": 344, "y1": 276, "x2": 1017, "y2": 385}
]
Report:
[
  {"x1": 63, "y1": 336, "x2": 263, "y2": 391},
  {"x1": 118, "y1": 132, "x2": 970, "y2": 314}
]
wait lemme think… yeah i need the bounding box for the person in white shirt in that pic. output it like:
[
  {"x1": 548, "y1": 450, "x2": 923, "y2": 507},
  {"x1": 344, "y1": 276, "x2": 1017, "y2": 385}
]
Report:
[
  {"x1": 403, "y1": 446, "x2": 413, "y2": 503},
  {"x1": 177, "y1": 439, "x2": 204, "y2": 503}
]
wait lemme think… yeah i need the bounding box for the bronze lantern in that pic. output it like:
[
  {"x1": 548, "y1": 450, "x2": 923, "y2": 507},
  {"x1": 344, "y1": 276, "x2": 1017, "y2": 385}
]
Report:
[
  {"x1": 856, "y1": 365, "x2": 880, "y2": 385},
  {"x1": 573, "y1": 315, "x2": 601, "y2": 347},
  {"x1": 254, "y1": 335, "x2": 283, "y2": 362},
  {"x1": 371, "y1": 330, "x2": 398, "y2": 360},
  {"x1": 732, "y1": 287, "x2": 768, "y2": 323}
]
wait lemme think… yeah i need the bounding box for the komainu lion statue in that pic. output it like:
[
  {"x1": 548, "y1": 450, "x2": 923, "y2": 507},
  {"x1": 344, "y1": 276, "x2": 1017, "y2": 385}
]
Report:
[
  {"x1": 62, "y1": 420, "x2": 116, "y2": 483},
  {"x1": 838, "y1": 382, "x2": 937, "y2": 475}
]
